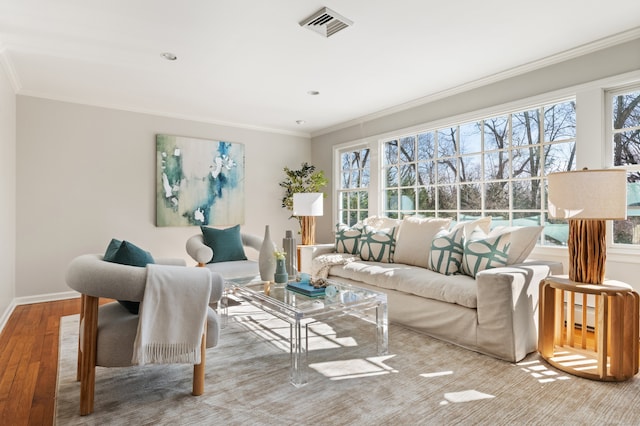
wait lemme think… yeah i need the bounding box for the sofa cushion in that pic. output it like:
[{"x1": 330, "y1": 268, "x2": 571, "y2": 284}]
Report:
[
  {"x1": 462, "y1": 229, "x2": 511, "y2": 278},
  {"x1": 393, "y1": 216, "x2": 451, "y2": 268},
  {"x1": 489, "y1": 226, "x2": 542, "y2": 264},
  {"x1": 326, "y1": 259, "x2": 478, "y2": 308},
  {"x1": 335, "y1": 223, "x2": 363, "y2": 254},
  {"x1": 103, "y1": 239, "x2": 155, "y2": 314},
  {"x1": 201, "y1": 225, "x2": 247, "y2": 263},
  {"x1": 359, "y1": 225, "x2": 397, "y2": 263},
  {"x1": 451, "y1": 216, "x2": 492, "y2": 236},
  {"x1": 429, "y1": 226, "x2": 464, "y2": 275},
  {"x1": 362, "y1": 216, "x2": 402, "y2": 230}
]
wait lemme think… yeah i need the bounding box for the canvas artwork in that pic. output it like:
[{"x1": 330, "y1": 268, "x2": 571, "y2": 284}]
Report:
[{"x1": 156, "y1": 134, "x2": 245, "y2": 227}]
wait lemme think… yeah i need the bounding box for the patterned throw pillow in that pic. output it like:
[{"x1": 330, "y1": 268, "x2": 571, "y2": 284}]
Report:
[
  {"x1": 461, "y1": 228, "x2": 511, "y2": 278},
  {"x1": 359, "y1": 225, "x2": 397, "y2": 263},
  {"x1": 335, "y1": 223, "x2": 363, "y2": 254},
  {"x1": 429, "y1": 227, "x2": 464, "y2": 275}
]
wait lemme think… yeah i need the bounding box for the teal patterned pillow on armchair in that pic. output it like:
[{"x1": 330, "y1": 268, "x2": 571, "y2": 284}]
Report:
[
  {"x1": 358, "y1": 225, "x2": 397, "y2": 263},
  {"x1": 429, "y1": 227, "x2": 464, "y2": 275}
]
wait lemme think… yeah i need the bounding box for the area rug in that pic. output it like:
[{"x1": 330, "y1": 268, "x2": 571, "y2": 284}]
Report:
[{"x1": 56, "y1": 303, "x2": 640, "y2": 425}]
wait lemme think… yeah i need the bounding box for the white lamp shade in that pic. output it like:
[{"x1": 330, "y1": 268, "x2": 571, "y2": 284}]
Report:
[
  {"x1": 293, "y1": 193, "x2": 323, "y2": 216},
  {"x1": 547, "y1": 169, "x2": 627, "y2": 220}
]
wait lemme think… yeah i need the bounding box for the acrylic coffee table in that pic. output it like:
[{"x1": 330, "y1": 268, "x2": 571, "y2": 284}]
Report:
[{"x1": 221, "y1": 276, "x2": 388, "y2": 387}]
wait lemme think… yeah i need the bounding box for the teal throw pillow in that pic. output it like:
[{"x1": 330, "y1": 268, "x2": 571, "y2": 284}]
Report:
[
  {"x1": 103, "y1": 239, "x2": 155, "y2": 314},
  {"x1": 461, "y1": 229, "x2": 511, "y2": 278},
  {"x1": 429, "y1": 227, "x2": 464, "y2": 275},
  {"x1": 335, "y1": 223, "x2": 363, "y2": 254},
  {"x1": 201, "y1": 225, "x2": 247, "y2": 263},
  {"x1": 358, "y1": 226, "x2": 397, "y2": 263}
]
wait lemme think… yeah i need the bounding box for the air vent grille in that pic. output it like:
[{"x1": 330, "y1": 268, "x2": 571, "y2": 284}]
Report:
[{"x1": 299, "y1": 7, "x2": 353, "y2": 38}]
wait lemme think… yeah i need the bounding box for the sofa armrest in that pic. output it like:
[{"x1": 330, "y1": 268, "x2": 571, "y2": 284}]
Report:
[
  {"x1": 241, "y1": 232, "x2": 263, "y2": 253},
  {"x1": 475, "y1": 260, "x2": 563, "y2": 361},
  {"x1": 186, "y1": 234, "x2": 213, "y2": 264},
  {"x1": 300, "y1": 244, "x2": 335, "y2": 274},
  {"x1": 306, "y1": 244, "x2": 336, "y2": 259}
]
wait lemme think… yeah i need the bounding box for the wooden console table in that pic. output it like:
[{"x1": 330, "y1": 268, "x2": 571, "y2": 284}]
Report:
[{"x1": 538, "y1": 276, "x2": 639, "y2": 381}]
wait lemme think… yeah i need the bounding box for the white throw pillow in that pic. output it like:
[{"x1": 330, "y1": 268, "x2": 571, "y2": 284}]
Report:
[
  {"x1": 362, "y1": 215, "x2": 402, "y2": 230},
  {"x1": 489, "y1": 226, "x2": 542, "y2": 264},
  {"x1": 451, "y1": 217, "x2": 492, "y2": 237},
  {"x1": 393, "y1": 216, "x2": 451, "y2": 268}
]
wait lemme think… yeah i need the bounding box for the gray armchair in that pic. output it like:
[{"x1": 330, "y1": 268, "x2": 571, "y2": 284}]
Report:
[
  {"x1": 66, "y1": 254, "x2": 224, "y2": 415},
  {"x1": 186, "y1": 232, "x2": 263, "y2": 279}
]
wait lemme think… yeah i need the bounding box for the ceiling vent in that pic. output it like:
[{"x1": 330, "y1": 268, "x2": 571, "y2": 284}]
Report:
[{"x1": 299, "y1": 7, "x2": 353, "y2": 38}]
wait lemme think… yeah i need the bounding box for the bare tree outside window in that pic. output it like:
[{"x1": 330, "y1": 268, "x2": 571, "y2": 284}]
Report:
[
  {"x1": 612, "y1": 89, "x2": 640, "y2": 244},
  {"x1": 338, "y1": 147, "x2": 370, "y2": 226},
  {"x1": 381, "y1": 99, "x2": 576, "y2": 245}
]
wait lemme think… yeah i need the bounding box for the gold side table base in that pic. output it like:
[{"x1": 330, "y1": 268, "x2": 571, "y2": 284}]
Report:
[{"x1": 539, "y1": 276, "x2": 640, "y2": 381}]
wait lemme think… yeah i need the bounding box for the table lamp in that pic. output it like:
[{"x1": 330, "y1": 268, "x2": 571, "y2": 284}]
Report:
[
  {"x1": 547, "y1": 168, "x2": 627, "y2": 284},
  {"x1": 293, "y1": 192, "x2": 323, "y2": 245}
]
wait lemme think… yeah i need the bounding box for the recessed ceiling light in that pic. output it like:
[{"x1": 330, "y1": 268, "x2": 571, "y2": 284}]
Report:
[
  {"x1": 161, "y1": 52, "x2": 177, "y2": 61},
  {"x1": 296, "y1": 120, "x2": 306, "y2": 125},
  {"x1": 307, "y1": 90, "x2": 320, "y2": 96}
]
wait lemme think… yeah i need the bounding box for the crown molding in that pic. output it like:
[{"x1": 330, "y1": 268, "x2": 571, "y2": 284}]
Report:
[
  {"x1": 311, "y1": 27, "x2": 640, "y2": 139},
  {"x1": 16, "y1": 90, "x2": 311, "y2": 138}
]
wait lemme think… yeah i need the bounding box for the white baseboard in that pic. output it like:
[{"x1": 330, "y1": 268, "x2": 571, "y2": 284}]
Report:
[
  {"x1": 0, "y1": 291, "x2": 80, "y2": 335},
  {"x1": 0, "y1": 299, "x2": 17, "y2": 336},
  {"x1": 14, "y1": 290, "x2": 80, "y2": 306}
]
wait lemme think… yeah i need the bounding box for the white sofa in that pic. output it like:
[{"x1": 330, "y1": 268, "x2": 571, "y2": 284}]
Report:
[{"x1": 309, "y1": 216, "x2": 562, "y2": 362}]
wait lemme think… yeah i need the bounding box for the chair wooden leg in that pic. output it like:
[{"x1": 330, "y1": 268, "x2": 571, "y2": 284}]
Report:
[
  {"x1": 77, "y1": 294, "x2": 85, "y2": 382},
  {"x1": 192, "y1": 321, "x2": 207, "y2": 396},
  {"x1": 80, "y1": 295, "x2": 99, "y2": 416}
]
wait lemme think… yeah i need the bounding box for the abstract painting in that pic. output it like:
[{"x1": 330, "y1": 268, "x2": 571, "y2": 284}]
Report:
[{"x1": 156, "y1": 134, "x2": 245, "y2": 227}]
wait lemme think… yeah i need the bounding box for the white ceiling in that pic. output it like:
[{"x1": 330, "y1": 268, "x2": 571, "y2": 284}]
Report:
[{"x1": 1, "y1": 1, "x2": 639, "y2": 137}]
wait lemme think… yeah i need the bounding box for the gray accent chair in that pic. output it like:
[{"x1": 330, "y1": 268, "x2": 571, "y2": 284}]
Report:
[
  {"x1": 66, "y1": 254, "x2": 224, "y2": 415},
  {"x1": 186, "y1": 232, "x2": 263, "y2": 278}
]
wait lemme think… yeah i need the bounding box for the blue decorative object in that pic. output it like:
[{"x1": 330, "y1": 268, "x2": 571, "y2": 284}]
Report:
[{"x1": 274, "y1": 257, "x2": 288, "y2": 284}]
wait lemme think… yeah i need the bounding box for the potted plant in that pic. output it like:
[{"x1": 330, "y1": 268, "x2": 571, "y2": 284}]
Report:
[{"x1": 279, "y1": 162, "x2": 328, "y2": 243}]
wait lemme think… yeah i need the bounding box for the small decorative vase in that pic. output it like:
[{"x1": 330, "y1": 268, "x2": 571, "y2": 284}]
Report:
[
  {"x1": 283, "y1": 230, "x2": 297, "y2": 277},
  {"x1": 274, "y1": 258, "x2": 288, "y2": 284},
  {"x1": 258, "y1": 225, "x2": 276, "y2": 281}
]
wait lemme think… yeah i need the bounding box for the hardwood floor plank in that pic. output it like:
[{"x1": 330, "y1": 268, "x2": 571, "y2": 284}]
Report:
[{"x1": 0, "y1": 299, "x2": 80, "y2": 425}]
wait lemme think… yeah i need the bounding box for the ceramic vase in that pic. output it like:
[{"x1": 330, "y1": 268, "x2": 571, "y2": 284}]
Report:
[
  {"x1": 258, "y1": 225, "x2": 276, "y2": 281},
  {"x1": 283, "y1": 230, "x2": 297, "y2": 277},
  {"x1": 274, "y1": 258, "x2": 288, "y2": 284}
]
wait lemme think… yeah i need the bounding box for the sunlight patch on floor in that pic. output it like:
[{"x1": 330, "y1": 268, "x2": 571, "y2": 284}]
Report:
[
  {"x1": 309, "y1": 355, "x2": 398, "y2": 380},
  {"x1": 439, "y1": 390, "x2": 495, "y2": 405},
  {"x1": 420, "y1": 371, "x2": 454, "y2": 378},
  {"x1": 516, "y1": 359, "x2": 571, "y2": 383}
]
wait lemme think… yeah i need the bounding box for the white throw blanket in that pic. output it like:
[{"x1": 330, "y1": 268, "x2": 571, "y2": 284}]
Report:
[
  {"x1": 132, "y1": 264, "x2": 211, "y2": 365},
  {"x1": 311, "y1": 253, "x2": 358, "y2": 279}
]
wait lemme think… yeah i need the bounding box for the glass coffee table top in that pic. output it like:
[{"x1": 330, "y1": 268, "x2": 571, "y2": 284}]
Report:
[{"x1": 221, "y1": 275, "x2": 388, "y2": 387}]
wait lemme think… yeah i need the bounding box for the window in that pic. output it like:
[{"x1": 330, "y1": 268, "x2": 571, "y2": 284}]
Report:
[
  {"x1": 337, "y1": 147, "x2": 370, "y2": 226},
  {"x1": 611, "y1": 87, "x2": 640, "y2": 245},
  {"x1": 382, "y1": 100, "x2": 576, "y2": 245}
]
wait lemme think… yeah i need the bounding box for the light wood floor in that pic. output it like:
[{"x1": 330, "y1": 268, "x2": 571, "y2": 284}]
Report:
[{"x1": 0, "y1": 298, "x2": 600, "y2": 425}]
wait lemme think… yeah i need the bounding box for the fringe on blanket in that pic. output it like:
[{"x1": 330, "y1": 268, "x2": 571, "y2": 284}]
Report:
[{"x1": 135, "y1": 342, "x2": 202, "y2": 365}]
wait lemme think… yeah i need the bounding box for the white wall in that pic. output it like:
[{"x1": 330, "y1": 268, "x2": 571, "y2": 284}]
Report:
[
  {"x1": 15, "y1": 96, "x2": 310, "y2": 298},
  {"x1": 310, "y1": 37, "x2": 640, "y2": 291},
  {"x1": 0, "y1": 59, "x2": 16, "y2": 322}
]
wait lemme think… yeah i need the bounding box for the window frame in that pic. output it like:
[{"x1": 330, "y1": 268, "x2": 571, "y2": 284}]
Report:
[{"x1": 330, "y1": 70, "x2": 640, "y2": 258}]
